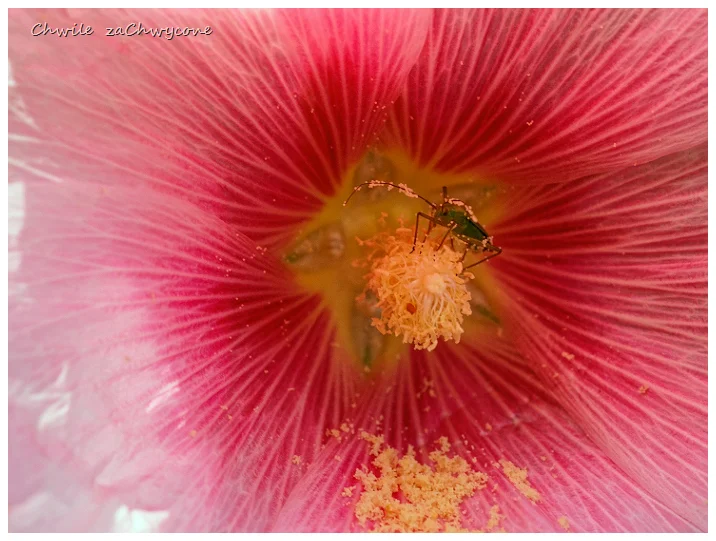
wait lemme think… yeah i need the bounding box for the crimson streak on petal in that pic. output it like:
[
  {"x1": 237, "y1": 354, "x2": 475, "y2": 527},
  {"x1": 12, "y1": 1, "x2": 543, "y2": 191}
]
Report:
[
  {"x1": 388, "y1": 9, "x2": 707, "y2": 184},
  {"x1": 495, "y1": 147, "x2": 708, "y2": 529},
  {"x1": 9, "y1": 9, "x2": 430, "y2": 248}
]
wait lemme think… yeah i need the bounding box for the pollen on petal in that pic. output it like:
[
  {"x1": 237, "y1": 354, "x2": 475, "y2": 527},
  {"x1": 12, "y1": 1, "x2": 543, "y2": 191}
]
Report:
[
  {"x1": 353, "y1": 433, "x2": 488, "y2": 532},
  {"x1": 358, "y1": 227, "x2": 472, "y2": 351},
  {"x1": 499, "y1": 459, "x2": 540, "y2": 503},
  {"x1": 484, "y1": 505, "x2": 505, "y2": 532}
]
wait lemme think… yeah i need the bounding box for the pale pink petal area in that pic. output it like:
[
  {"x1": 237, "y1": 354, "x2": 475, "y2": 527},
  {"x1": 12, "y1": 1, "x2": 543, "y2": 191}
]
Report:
[
  {"x1": 493, "y1": 147, "x2": 707, "y2": 529},
  {"x1": 9, "y1": 8, "x2": 432, "y2": 531},
  {"x1": 387, "y1": 9, "x2": 707, "y2": 184},
  {"x1": 273, "y1": 338, "x2": 697, "y2": 532},
  {"x1": 9, "y1": 8, "x2": 430, "y2": 247},
  {"x1": 8, "y1": 172, "x2": 374, "y2": 531}
]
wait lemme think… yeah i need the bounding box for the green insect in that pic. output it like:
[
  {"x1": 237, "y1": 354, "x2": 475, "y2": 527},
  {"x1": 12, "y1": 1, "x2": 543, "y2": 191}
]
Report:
[{"x1": 344, "y1": 181, "x2": 502, "y2": 270}]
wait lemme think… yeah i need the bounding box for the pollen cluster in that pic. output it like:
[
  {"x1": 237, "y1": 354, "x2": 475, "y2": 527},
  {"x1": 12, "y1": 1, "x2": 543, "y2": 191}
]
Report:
[
  {"x1": 353, "y1": 433, "x2": 488, "y2": 532},
  {"x1": 358, "y1": 227, "x2": 472, "y2": 351}
]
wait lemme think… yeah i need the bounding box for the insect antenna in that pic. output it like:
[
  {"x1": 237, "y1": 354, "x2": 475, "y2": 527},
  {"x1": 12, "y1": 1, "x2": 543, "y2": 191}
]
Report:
[{"x1": 343, "y1": 181, "x2": 437, "y2": 209}]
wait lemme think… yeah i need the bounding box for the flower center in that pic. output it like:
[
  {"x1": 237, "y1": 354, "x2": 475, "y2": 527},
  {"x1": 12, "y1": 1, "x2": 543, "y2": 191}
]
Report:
[
  {"x1": 358, "y1": 227, "x2": 473, "y2": 352},
  {"x1": 424, "y1": 273, "x2": 447, "y2": 295},
  {"x1": 283, "y1": 150, "x2": 504, "y2": 369}
]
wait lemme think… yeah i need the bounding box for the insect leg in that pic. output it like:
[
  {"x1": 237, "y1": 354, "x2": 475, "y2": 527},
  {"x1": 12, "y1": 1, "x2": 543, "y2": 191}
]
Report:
[
  {"x1": 436, "y1": 222, "x2": 457, "y2": 250},
  {"x1": 412, "y1": 212, "x2": 437, "y2": 253},
  {"x1": 462, "y1": 246, "x2": 503, "y2": 270},
  {"x1": 422, "y1": 209, "x2": 438, "y2": 244}
]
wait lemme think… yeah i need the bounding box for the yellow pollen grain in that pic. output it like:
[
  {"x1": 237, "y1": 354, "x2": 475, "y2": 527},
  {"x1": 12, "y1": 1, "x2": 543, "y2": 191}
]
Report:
[
  {"x1": 484, "y1": 505, "x2": 505, "y2": 532},
  {"x1": 291, "y1": 455, "x2": 302, "y2": 465},
  {"x1": 326, "y1": 428, "x2": 343, "y2": 441},
  {"x1": 342, "y1": 486, "x2": 354, "y2": 497},
  {"x1": 352, "y1": 432, "x2": 488, "y2": 532},
  {"x1": 639, "y1": 384, "x2": 649, "y2": 395},
  {"x1": 500, "y1": 459, "x2": 540, "y2": 503},
  {"x1": 359, "y1": 227, "x2": 473, "y2": 352},
  {"x1": 561, "y1": 352, "x2": 575, "y2": 361},
  {"x1": 362, "y1": 431, "x2": 385, "y2": 456},
  {"x1": 416, "y1": 378, "x2": 436, "y2": 399},
  {"x1": 558, "y1": 516, "x2": 570, "y2": 531}
]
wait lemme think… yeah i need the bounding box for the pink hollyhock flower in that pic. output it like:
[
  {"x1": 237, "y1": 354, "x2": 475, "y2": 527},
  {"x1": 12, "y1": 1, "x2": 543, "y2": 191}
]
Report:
[{"x1": 9, "y1": 8, "x2": 706, "y2": 532}]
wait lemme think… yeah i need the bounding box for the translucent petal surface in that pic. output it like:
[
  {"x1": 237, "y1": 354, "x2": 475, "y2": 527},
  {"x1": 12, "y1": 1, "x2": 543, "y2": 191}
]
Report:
[
  {"x1": 9, "y1": 8, "x2": 434, "y2": 529},
  {"x1": 9, "y1": 8, "x2": 430, "y2": 247},
  {"x1": 7, "y1": 176, "x2": 330, "y2": 530},
  {"x1": 494, "y1": 147, "x2": 708, "y2": 529},
  {"x1": 273, "y1": 338, "x2": 698, "y2": 532},
  {"x1": 9, "y1": 7, "x2": 707, "y2": 533},
  {"x1": 387, "y1": 9, "x2": 707, "y2": 184}
]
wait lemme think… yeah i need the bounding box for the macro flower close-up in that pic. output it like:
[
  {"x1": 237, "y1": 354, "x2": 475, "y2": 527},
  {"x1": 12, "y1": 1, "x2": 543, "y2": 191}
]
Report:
[{"x1": 8, "y1": 8, "x2": 707, "y2": 533}]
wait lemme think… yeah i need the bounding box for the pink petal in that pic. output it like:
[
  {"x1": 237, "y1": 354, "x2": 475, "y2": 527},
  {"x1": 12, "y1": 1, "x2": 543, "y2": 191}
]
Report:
[
  {"x1": 387, "y1": 9, "x2": 707, "y2": 183},
  {"x1": 7, "y1": 177, "x2": 322, "y2": 530},
  {"x1": 9, "y1": 9, "x2": 430, "y2": 530},
  {"x1": 493, "y1": 147, "x2": 707, "y2": 529},
  {"x1": 272, "y1": 337, "x2": 697, "y2": 531},
  {"x1": 9, "y1": 8, "x2": 430, "y2": 247},
  {"x1": 11, "y1": 8, "x2": 707, "y2": 533},
  {"x1": 10, "y1": 172, "x2": 391, "y2": 531}
]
